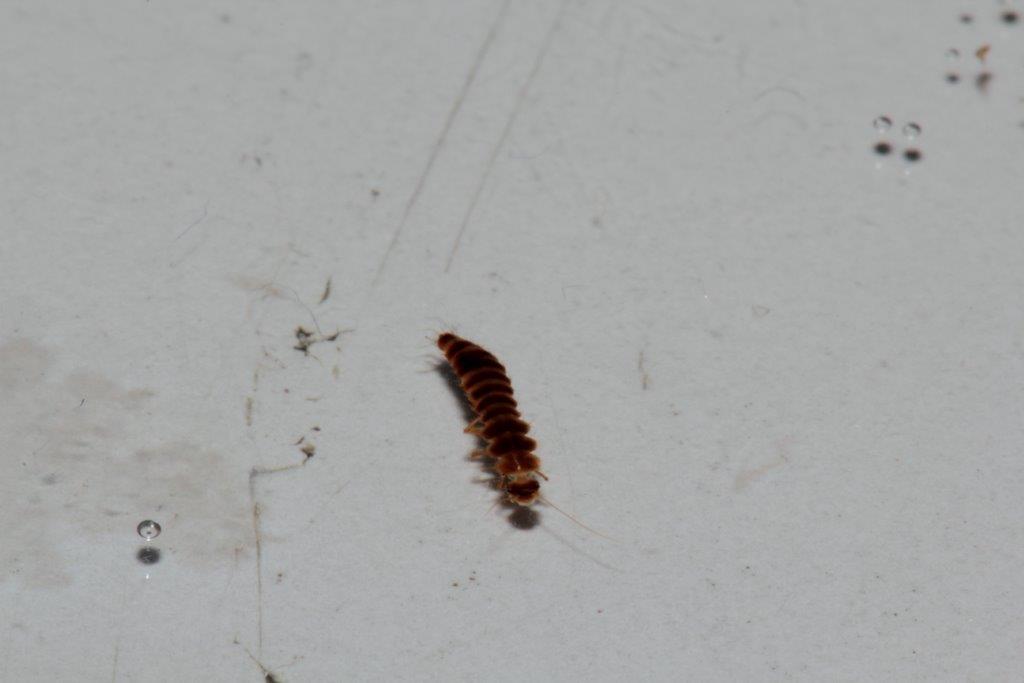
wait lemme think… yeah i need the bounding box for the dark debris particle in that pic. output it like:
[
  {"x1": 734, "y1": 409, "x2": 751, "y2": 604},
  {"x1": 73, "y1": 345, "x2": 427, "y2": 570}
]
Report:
[
  {"x1": 959, "y1": 13, "x2": 973, "y2": 23},
  {"x1": 1001, "y1": 10, "x2": 1018, "y2": 24},
  {"x1": 318, "y1": 277, "x2": 332, "y2": 305},
  {"x1": 945, "y1": 72, "x2": 960, "y2": 83},
  {"x1": 975, "y1": 71, "x2": 993, "y2": 92},
  {"x1": 873, "y1": 142, "x2": 893, "y2": 156},
  {"x1": 300, "y1": 442, "x2": 316, "y2": 459},
  {"x1": 137, "y1": 546, "x2": 161, "y2": 564},
  {"x1": 294, "y1": 326, "x2": 314, "y2": 354},
  {"x1": 903, "y1": 148, "x2": 922, "y2": 162},
  {"x1": 293, "y1": 326, "x2": 343, "y2": 355}
]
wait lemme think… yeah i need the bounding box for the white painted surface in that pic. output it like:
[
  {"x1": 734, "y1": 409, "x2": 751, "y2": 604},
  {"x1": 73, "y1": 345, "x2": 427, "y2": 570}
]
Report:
[{"x1": 2, "y1": 1, "x2": 1022, "y2": 680}]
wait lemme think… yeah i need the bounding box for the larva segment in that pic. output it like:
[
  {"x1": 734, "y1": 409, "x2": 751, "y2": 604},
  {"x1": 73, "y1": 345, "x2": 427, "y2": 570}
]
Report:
[
  {"x1": 468, "y1": 380, "x2": 514, "y2": 405},
  {"x1": 475, "y1": 393, "x2": 517, "y2": 414},
  {"x1": 481, "y1": 416, "x2": 530, "y2": 440},
  {"x1": 487, "y1": 433, "x2": 537, "y2": 457},
  {"x1": 437, "y1": 332, "x2": 544, "y2": 506},
  {"x1": 460, "y1": 367, "x2": 509, "y2": 391},
  {"x1": 495, "y1": 452, "x2": 541, "y2": 476}
]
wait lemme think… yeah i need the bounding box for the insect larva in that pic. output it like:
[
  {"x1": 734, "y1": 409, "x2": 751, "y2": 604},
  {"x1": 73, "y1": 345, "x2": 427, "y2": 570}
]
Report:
[{"x1": 437, "y1": 332, "x2": 545, "y2": 505}]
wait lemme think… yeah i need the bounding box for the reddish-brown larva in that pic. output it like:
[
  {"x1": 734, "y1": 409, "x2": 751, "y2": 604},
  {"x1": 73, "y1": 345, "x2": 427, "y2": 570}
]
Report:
[{"x1": 437, "y1": 332, "x2": 545, "y2": 505}]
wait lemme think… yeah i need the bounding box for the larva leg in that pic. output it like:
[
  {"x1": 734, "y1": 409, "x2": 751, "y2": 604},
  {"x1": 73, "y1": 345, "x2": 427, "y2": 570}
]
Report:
[
  {"x1": 469, "y1": 449, "x2": 489, "y2": 459},
  {"x1": 464, "y1": 419, "x2": 484, "y2": 435}
]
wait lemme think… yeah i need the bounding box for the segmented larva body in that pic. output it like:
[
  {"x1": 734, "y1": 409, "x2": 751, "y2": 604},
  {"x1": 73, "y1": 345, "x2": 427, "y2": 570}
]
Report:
[{"x1": 437, "y1": 333, "x2": 543, "y2": 505}]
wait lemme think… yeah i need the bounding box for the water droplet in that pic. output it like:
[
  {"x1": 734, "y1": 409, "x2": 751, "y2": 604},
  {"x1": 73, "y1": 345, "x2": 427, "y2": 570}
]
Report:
[
  {"x1": 873, "y1": 116, "x2": 892, "y2": 132},
  {"x1": 946, "y1": 48, "x2": 960, "y2": 59},
  {"x1": 137, "y1": 520, "x2": 161, "y2": 540},
  {"x1": 137, "y1": 546, "x2": 162, "y2": 565},
  {"x1": 902, "y1": 122, "x2": 921, "y2": 139}
]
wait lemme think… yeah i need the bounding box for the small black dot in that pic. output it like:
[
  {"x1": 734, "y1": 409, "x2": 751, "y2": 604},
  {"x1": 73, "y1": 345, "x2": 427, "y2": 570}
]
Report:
[
  {"x1": 945, "y1": 72, "x2": 960, "y2": 83},
  {"x1": 137, "y1": 546, "x2": 161, "y2": 564},
  {"x1": 874, "y1": 142, "x2": 893, "y2": 156},
  {"x1": 1001, "y1": 11, "x2": 1018, "y2": 24},
  {"x1": 959, "y1": 13, "x2": 973, "y2": 23},
  {"x1": 903, "y1": 148, "x2": 922, "y2": 162}
]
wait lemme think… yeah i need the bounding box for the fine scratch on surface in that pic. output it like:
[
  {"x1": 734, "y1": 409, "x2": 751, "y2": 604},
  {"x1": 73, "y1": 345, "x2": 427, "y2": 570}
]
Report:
[
  {"x1": 248, "y1": 456, "x2": 313, "y2": 659},
  {"x1": 248, "y1": 486, "x2": 264, "y2": 658},
  {"x1": 235, "y1": 639, "x2": 283, "y2": 683},
  {"x1": 445, "y1": 0, "x2": 569, "y2": 273},
  {"x1": 371, "y1": 0, "x2": 512, "y2": 287},
  {"x1": 110, "y1": 641, "x2": 120, "y2": 683},
  {"x1": 174, "y1": 200, "x2": 210, "y2": 241},
  {"x1": 109, "y1": 581, "x2": 129, "y2": 683},
  {"x1": 735, "y1": 436, "x2": 793, "y2": 491},
  {"x1": 638, "y1": 350, "x2": 650, "y2": 390}
]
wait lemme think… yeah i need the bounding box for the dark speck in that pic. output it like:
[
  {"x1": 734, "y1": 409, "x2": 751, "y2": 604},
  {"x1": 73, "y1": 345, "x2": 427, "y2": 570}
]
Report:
[
  {"x1": 873, "y1": 142, "x2": 892, "y2": 156},
  {"x1": 903, "y1": 148, "x2": 922, "y2": 162},
  {"x1": 137, "y1": 547, "x2": 161, "y2": 564},
  {"x1": 945, "y1": 72, "x2": 960, "y2": 83},
  {"x1": 1001, "y1": 11, "x2": 1018, "y2": 24},
  {"x1": 959, "y1": 13, "x2": 973, "y2": 23}
]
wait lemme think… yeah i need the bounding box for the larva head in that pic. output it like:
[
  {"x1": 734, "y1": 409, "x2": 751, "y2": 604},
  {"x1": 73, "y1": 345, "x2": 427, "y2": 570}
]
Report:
[
  {"x1": 505, "y1": 476, "x2": 540, "y2": 505},
  {"x1": 437, "y1": 332, "x2": 459, "y2": 352}
]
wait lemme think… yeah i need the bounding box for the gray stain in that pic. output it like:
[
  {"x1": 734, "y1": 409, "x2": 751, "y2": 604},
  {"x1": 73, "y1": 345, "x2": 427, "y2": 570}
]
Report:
[{"x1": 0, "y1": 339, "x2": 251, "y2": 588}]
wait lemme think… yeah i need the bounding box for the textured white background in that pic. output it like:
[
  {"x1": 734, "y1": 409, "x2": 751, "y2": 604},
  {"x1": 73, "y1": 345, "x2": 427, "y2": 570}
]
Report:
[{"x1": 2, "y1": 1, "x2": 1023, "y2": 680}]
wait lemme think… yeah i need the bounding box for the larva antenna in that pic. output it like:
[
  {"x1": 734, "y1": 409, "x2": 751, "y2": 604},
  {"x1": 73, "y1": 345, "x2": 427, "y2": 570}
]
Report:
[
  {"x1": 482, "y1": 496, "x2": 503, "y2": 518},
  {"x1": 424, "y1": 318, "x2": 459, "y2": 341},
  {"x1": 538, "y1": 494, "x2": 617, "y2": 542}
]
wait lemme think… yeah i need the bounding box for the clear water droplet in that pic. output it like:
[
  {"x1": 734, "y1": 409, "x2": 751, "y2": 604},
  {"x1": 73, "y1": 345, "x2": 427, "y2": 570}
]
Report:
[
  {"x1": 873, "y1": 116, "x2": 892, "y2": 132},
  {"x1": 902, "y1": 122, "x2": 921, "y2": 139},
  {"x1": 946, "y1": 48, "x2": 960, "y2": 59},
  {"x1": 137, "y1": 520, "x2": 161, "y2": 540}
]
